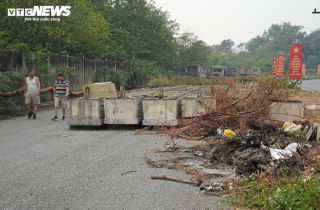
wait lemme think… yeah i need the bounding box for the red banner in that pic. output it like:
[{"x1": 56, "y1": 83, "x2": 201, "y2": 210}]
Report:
[
  {"x1": 318, "y1": 65, "x2": 320, "y2": 74},
  {"x1": 276, "y1": 54, "x2": 285, "y2": 78},
  {"x1": 288, "y1": 43, "x2": 303, "y2": 84},
  {"x1": 302, "y1": 64, "x2": 306, "y2": 75},
  {"x1": 271, "y1": 59, "x2": 277, "y2": 76}
]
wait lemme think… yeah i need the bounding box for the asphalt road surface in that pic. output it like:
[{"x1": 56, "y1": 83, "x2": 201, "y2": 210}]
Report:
[{"x1": 0, "y1": 110, "x2": 229, "y2": 210}]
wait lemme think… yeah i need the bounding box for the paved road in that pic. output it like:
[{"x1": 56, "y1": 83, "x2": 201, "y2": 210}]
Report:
[
  {"x1": 0, "y1": 110, "x2": 229, "y2": 210},
  {"x1": 299, "y1": 79, "x2": 320, "y2": 91}
]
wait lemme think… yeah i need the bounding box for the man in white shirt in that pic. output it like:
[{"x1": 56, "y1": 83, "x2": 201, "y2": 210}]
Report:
[{"x1": 24, "y1": 69, "x2": 41, "y2": 119}]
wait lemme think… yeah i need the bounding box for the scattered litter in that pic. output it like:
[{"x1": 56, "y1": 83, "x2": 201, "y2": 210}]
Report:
[
  {"x1": 142, "y1": 78, "x2": 320, "y2": 197},
  {"x1": 217, "y1": 127, "x2": 236, "y2": 138},
  {"x1": 193, "y1": 151, "x2": 204, "y2": 156},
  {"x1": 269, "y1": 142, "x2": 300, "y2": 160},
  {"x1": 282, "y1": 121, "x2": 302, "y2": 135},
  {"x1": 305, "y1": 104, "x2": 320, "y2": 110},
  {"x1": 201, "y1": 182, "x2": 224, "y2": 192}
]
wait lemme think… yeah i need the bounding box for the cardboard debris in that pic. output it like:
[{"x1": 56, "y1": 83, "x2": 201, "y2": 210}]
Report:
[
  {"x1": 305, "y1": 124, "x2": 317, "y2": 141},
  {"x1": 313, "y1": 122, "x2": 320, "y2": 141},
  {"x1": 83, "y1": 82, "x2": 118, "y2": 99}
]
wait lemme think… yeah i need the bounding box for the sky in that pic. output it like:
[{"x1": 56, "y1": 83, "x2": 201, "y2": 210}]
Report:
[{"x1": 152, "y1": 0, "x2": 320, "y2": 46}]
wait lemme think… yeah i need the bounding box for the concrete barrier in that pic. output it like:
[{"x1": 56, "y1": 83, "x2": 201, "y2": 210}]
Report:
[
  {"x1": 104, "y1": 98, "x2": 143, "y2": 124},
  {"x1": 67, "y1": 98, "x2": 104, "y2": 126},
  {"x1": 270, "y1": 101, "x2": 304, "y2": 123},
  {"x1": 181, "y1": 97, "x2": 216, "y2": 118},
  {"x1": 142, "y1": 99, "x2": 182, "y2": 126}
]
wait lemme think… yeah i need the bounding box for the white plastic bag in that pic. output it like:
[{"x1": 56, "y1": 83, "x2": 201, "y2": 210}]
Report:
[{"x1": 270, "y1": 142, "x2": 300, "y2": 160}]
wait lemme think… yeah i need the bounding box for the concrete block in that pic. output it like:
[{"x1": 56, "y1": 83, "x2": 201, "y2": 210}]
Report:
[
  {"x1": 270, "y1": 102, "x2": 304, "y2": 123},
  {"x1": 104, "y1": 98, "x2": 143, "y2": 124},
  {"x1": 237, "y1": 85, "x2": 251, "y2": 92},
  {"x1": 142, "y1": 99, "x2": 182, "y2": 126},
  {"x1": 67, "y1": 98, "x2": 104, "y2": 126},
  {"x1": 181, "y1": 97, "x2": 216, "y2": 118}
]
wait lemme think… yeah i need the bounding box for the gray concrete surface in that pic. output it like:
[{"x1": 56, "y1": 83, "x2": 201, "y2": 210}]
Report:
[{"x1": 0, "y1": 110, "x2": 230, "y2": 210}]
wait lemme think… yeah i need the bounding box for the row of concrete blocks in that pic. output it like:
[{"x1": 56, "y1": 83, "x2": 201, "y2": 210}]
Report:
[
  {"x1": 67, "y1": 97, "x2": 305, "y2": 127},
  {"x1": 67, "y1": 97, "x2": 217, "y2": 126}
]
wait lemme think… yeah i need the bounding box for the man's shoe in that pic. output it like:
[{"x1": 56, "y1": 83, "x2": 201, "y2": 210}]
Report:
[
  {"x1": 33, "y1": 114, "x2": 36, "y2": 119},
  {"x1": 62, "y1": 116, "x2": 65, "y2": 120},
  {"x1": 52, "y1": 116, "x2": 58, "y2": 121},
  {"x1": 28, "y1": 111, "x2": 33, "y2": 119}
]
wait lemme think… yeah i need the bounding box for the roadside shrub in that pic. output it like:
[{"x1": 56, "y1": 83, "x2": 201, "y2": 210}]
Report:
[
  {"x1": 236, "y1": 175, "x2": 320, "y2": 210},
  {"x1": 96, "y1": 67, "x2": 132, "y2": 86},
  {"x1": 0, "y1": 71, "x2": 24, "y2": 112}
]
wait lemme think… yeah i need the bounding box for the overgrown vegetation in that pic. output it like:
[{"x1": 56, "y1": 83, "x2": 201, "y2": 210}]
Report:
[
  {"x1": 236, "y1": 175, "x2": 320, "y2": 209},
  {"x1": 230, "y1": 156, "x2": 320, "y2": 210},
  {"x1": 302, "y1": 75, "x2": 320, "y2": 80},
  {"x1": 0, "y1": 71, "x2": 24, "y2": 112},
  {"x1": 1, "y1": 1, "x2": 320, "y2": 76}
]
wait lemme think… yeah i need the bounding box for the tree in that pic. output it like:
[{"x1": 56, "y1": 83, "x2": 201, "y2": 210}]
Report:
[
  {"x1": 88, "y1": 0, "x2": 179, "y2": 68},
  {"x1": 0, "y1": 0, "x2": 111, "y2": 56},
  {"x1": 220, "y1": 39, "x2": 235, "y2": 51},
  {"x1": 304, "y1": 29, "x2": 320, "y2": 68},
  {"x1": 262, "y1": 22, "x2": 306, "y2": 52},
  {"x1": 306, "y1": 55, "x2": 318, "y2": 69},
  {"x1": 177, "y1": 32, "x2": 211, "y2": 67},
  {"x1": 246, "y1": 35, "x2": 265, "y2": 51}
]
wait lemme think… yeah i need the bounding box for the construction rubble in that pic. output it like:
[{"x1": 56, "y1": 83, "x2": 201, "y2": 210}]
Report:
[{"x1": 140, "y1": 78, "x2": 320, "y2": 196}]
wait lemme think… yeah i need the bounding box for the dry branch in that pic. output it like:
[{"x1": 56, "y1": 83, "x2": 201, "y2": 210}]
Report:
[{"x1": 150, "y1": 175, "x2": 201, "y2": 186}]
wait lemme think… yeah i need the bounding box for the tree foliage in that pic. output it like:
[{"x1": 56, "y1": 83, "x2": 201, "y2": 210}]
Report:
[
  {"x1": 177, "y1": 32, "x2": 211, "y2": 67},
  {"x1": 208, "y1": 22, "x2": 319, "y2": 73},
  {"x1": 0, "y1": 0, "x2": 110, "y2": 56},
  {"x1": 88, "y1": 0, "x2": 179, "y2": 68},
  {"x1": 1, "y1": 0, "x2": 320, "y2": 80}
]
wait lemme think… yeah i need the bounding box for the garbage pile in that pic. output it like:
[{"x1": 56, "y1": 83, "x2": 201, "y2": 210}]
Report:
[{"x1": 146, "y1": 78, "x2": 320, "y2": 195}]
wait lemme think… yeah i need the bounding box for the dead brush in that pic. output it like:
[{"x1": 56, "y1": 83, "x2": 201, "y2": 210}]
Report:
[{"x1": 168, "y1": 76, "x2": 289, "y2": 139}]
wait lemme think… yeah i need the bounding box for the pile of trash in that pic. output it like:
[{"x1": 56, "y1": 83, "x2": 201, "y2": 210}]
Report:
[{"x1": 146, "y1": 78, "x2": 320, "y2": 195}]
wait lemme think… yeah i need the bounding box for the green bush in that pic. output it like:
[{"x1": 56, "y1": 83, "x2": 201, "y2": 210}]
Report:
[
  {"x1": 237, "y1": 175, "x2": 320, "y2": 210},
  {"x1": 0, "y1": 71, "x2": 25, "y2": 112},
  {"x1": 96, "y1": 67, "x2": 131, "y2": 86}
]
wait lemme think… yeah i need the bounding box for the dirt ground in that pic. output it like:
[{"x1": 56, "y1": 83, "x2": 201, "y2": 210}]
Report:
[
  {"x1": 290, "y1": 89, "x2": 320, "y2": 105},
  {"x1": 289, "y1": 89, "x2": 320, "y2": 123}
]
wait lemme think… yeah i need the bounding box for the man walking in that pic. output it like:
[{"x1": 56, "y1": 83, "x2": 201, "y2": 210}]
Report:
[
  {"x1": 52, "y1": 73, "x2": 69, "y2": 121},
  {"x1": 24, "y1": 69, "x2": 41, "y2": 119}
]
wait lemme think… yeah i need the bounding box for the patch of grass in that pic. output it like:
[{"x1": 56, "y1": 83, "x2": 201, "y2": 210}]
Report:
[
  {"x1": 236, "y1": 176, "x2": 320, "y2": 210},
  {"x1": 302, "y1": 75, "x2": 320, "y2": 80},
  {"x1": 232, "y1": 158, "x2": 320, "y2": 210}
]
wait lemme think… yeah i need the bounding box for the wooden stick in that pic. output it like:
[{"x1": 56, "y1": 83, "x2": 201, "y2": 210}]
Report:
[
  {"x1": 120, "y1": 170, "x2": 138, "y2": 177},
  {"x1": 150, "y1": 175, "x2": 201, "y2": 186}
]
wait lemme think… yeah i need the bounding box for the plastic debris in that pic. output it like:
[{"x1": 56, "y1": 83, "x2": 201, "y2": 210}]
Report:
[
  {"x1": 201, "y1": 182, "x2": 224, "y2": 192},
  {"x1": 282, "y1": 121, "x2": 302, "y2": 135},
  {"x1": 270, "y1": 142, "x2": 301, "y2": 160},
  {"x1": 217, "y1": 127, "x2": 236, "y2": 138},
  {"x1": 305, "y1": 104, "x2": 320, "y2": 110}
]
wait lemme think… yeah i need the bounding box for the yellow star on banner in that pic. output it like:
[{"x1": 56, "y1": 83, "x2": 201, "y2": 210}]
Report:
[{"x1": 293, "y1": 47, "x2": 299, "y2": 53}]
